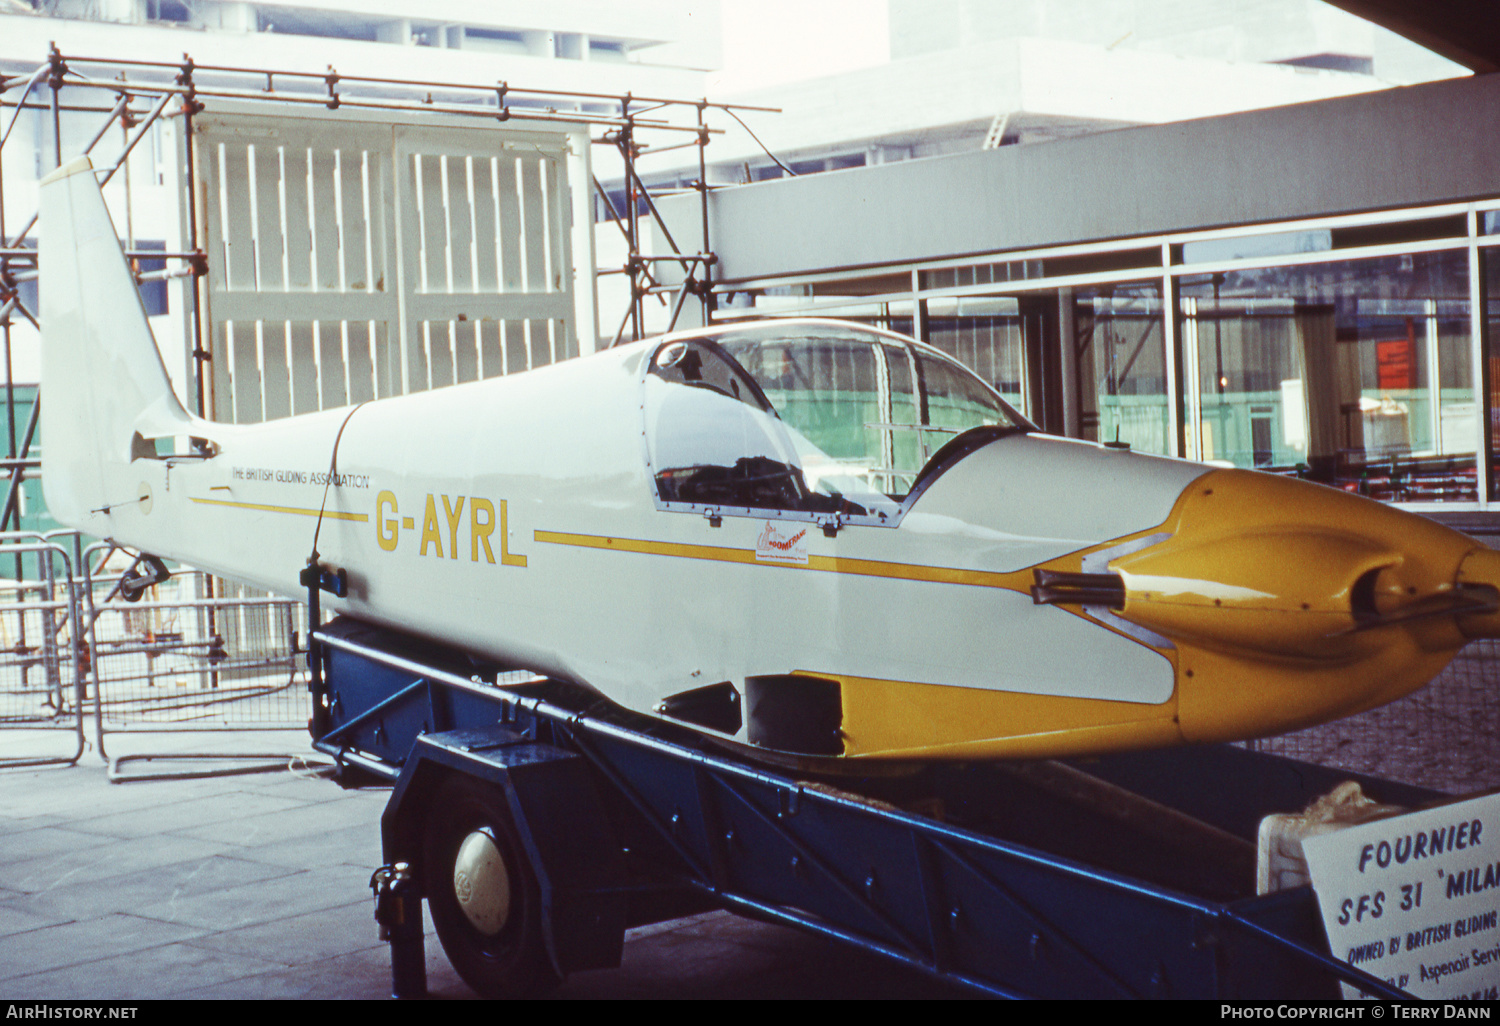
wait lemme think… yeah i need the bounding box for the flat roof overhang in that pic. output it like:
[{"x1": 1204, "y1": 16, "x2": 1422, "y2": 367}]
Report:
[
  {"x1": 663, "y1": 71, "x2": 1500, "y2": 285},
  {"x1": 1323, "y1": 0, "x2": 1500, "y2": 74}
]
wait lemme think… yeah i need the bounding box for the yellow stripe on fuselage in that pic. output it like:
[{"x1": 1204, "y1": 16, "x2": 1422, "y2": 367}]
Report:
[
  {"x1": 189, "y1": 496, "x2": 369, "y2": 522},
  {"x1": 533, "y1": 529, "x2": 1032, "y2": 592}
]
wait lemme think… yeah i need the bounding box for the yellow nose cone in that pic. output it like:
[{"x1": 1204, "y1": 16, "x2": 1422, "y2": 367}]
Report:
[
  {"x1": 1114, "y1": 529, "x2": 1399, "y2": 660},
  {"x1": 1456, "y1": 546, "x2": 1500, "y2": 640},
  {"x1": 1112, "y1": 469, "x2": 1484, "y2": 659},
  {"x1": 1105, "y1": 469, "x2": 1492, "y2": 744}
]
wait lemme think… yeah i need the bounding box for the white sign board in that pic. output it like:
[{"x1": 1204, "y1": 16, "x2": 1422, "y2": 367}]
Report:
[{"x1": 1303, "y1": 792, "x2": 1500, "y2": 999}]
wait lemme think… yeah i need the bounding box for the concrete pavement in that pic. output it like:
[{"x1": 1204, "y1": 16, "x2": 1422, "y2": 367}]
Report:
[{"x1": 0, "y1": 727, "x2": 966, "y2": 1000}]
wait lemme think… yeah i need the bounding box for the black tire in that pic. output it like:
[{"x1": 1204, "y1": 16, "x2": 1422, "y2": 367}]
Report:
[{"x1": 422, "y1": 774, "x2": 562, "y2": 998}]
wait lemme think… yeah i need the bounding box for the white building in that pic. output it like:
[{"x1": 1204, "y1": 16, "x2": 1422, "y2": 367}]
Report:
[
  {"x1": 0, "y1": 1, "x2": 1471, "y2": 372},
  {"x1": 1, "y1": 1, "x2": 720, "y2": 86},
  {"x1": 0, "y1": 0, "x2": 721, "y2": 393},
  {"x1": 638, "y1": 0, "x2": 1464, "y2": 186}
]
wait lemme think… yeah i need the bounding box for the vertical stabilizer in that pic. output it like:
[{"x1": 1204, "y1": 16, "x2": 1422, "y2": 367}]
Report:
[{"x1": 39, "y1": 156, "x2": 196, "y2": 529}]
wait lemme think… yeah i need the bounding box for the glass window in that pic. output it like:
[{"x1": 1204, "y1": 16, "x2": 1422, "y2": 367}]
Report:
[
  {"x1": 725, "y1": 334, "x2": 887, "y2": 485},
  {"x1": 1074, "y1": 283, "x2": 1170, "y2": 455},
  {"x1": 924, "y1": 296, "x2": 1027, "y2": 414},
  {"x1": 883, "y1": 344, "x2": 924, "y2": 485},
  {"x1": 1178, "y1": 229, "x2": 1331, "y2": 266},
  {"x1": 918, "y1": 351, "x2": 1010, "y2": 434},
  {"x1": 646, "y1": 323, "x2": 1021, "y2": 520},
  {"x1": 1485, "y1": 247, "x2": 1500, "y2": 500},
  {"x1": 721, "y1": 324, "x2": 1018, "y2": 504},
  {"x1": 645, "y1": 340, "x2": 809, "y2": 511},
  {"x1": 917, "y1": 258, "x2": 1047, "y2": 291},
  {"x1": 1180, "y1": 249, "x2": 1474, "y2": 501}
]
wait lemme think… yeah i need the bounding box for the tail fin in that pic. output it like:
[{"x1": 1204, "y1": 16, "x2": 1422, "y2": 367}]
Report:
[{"x1": 40, "y1": 156, "x2": 195, "y2": 529}]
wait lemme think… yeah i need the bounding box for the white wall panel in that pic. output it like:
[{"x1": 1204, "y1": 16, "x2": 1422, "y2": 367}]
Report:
[{"x1": 195, "y1": 106, "x2": 590, "y2": 423}]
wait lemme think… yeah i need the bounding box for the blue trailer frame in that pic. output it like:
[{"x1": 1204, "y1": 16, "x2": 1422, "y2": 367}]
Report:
[{"x1": 308, "y1": 616, "x2": 1423, "y2": 1000}]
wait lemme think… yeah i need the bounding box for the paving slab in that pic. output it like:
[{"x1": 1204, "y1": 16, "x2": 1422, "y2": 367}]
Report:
[
  {"x1": 0, "y1": 934, "x2": 289, "y2": 1000},
  {"x1": 61, "y1": 790, "x2": 314, "y2": 838},
  {"x1": 175, "y1": 790, "x2": 390, "y2": 848},
  {"x1": 4, "y1": 835, "x2": 236, "y2": 895},
  {"x1": 132, "y1": 863, "x2": 377, "y2": 932},
  {"x1": 0, "y1": 809, "x2": 67, "y2": 831},
  {"x1": 228, "y1": 757, "x2": 339, "y2": 790},
  {"x1": 0, "y1": 728, "x2": 975, "y2": 1000},
  {"x1": 0, "y1": 902, "x2": 74, "y2": 939},
  {"x1": 2, "y1": 761, "x2": 301, "y2": 827},
  {"x1": 19, "y1": 854, "x2": 293, "y2": 924},
  {"x1": 2, "y1": 826, "x2": 115, "y2": 863},
  {"x1": 174, "y1": 938, "x2": 468, "y2": 1000},
  {"x1": 179, "y1": 899, "x2": 386, "y2": 968},
  {"x1": 221, "y1": 819, "x2": 385, "y2": 871},
  {"x1": 0, "y1": 914, "x2": 208, "y2": 985}
]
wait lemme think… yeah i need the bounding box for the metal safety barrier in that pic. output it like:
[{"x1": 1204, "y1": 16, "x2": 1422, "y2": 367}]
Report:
[
  {"x1": 82, "y1": 552, "x2": 308, "y2": 728},
  {"x1": 81, "y1": 544, "x2": 317, "y2": 781},
  {"x1": 0, "y1": 531, "x2": 316, "y2": 777},
  {"x1": 75, "y1": 543, "x2": 313, "y2": 779},
  {"x1": 0, "y1": 532, "x2": 87, "y2": 768}
]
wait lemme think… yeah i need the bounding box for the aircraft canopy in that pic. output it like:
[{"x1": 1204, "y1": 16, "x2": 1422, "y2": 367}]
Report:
[{"x1": 644, "y1": 322, "x2": 1025, "y2": 521}]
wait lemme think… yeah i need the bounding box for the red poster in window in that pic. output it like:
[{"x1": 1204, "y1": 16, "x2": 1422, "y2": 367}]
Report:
[{"x1": 1376, "y1": 321, "x2": 1417, "y2": 390}]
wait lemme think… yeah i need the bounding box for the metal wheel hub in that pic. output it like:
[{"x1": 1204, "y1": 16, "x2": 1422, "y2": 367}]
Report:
[{"x1": 453, "y1": 829, "x2": 511, "y2": 936}]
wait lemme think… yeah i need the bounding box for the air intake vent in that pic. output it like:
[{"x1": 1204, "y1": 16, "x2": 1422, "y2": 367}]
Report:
[
  {"x1": 656, "y1": 681, "x2": 742, "y2": 735},
  {"x1": 745, "y1": 675, "x2": 842, "y2": 756}
]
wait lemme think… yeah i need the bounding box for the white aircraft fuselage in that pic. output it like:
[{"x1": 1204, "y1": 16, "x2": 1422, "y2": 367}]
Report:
[{"x1": 40, "y1": 156, "x2": 1500, "y2": 763}]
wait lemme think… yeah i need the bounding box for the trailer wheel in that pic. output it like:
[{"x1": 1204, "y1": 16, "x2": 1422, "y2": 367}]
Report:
[{"x1": 423, "y1": 775, "x2": 562, "y2": 998}]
